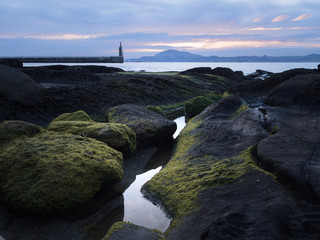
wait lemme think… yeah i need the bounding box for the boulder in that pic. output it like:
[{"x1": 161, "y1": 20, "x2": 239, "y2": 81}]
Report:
[
  {"x1": 0, "y1": 64, "x2": 42, "y2": 104},
  {"x1": 106, "y1": 104, "x2": 177, "y2": 147},
  {"x1": 266, "y1": 74, "x2": 320, "y2": 107},
  {"x1": 0, "y1": 120, "x2": 43, "y2": 143},
  {"x1": 230, "y1": 68, "x2": 319, "y2": 95},
  {"x1": 48, "y1": 120, "x2": 136, "y2": 157},
  {"x1": 50, "y1": 110, "x2": 92, "y2": 122},
  {"x1": 0, "y1": 121, "x2": 123, "y2": 215},
  {"x1": 180, "y1": 67, "x2": 213, "y2": 75},
  {"x1": 257, "y1": 131, "x2": 319, "y2": 201},
  {"x1": 185, "y1": 96, "x2": 213, "y2": 118},
  {"x1": 102, "y1": 222, "x2": 164, "y2": 240},
  {"x1": 211, "y1": 67, "x2": 245, "y2": 80}
]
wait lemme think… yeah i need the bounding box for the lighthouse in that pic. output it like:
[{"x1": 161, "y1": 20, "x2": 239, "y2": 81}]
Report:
[{"x1": 119, "y1": 42, "x2": 123, "y2": 57}]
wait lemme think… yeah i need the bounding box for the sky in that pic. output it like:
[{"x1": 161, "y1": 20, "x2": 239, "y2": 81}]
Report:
[{"x1": 1, "y1": 0, "x2": 320, "y2": 58}]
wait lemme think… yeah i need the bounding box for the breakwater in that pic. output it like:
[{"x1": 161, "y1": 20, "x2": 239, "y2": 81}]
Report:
[{"x1": 4, "y1": 56, "x2": 123, "y2": 63}]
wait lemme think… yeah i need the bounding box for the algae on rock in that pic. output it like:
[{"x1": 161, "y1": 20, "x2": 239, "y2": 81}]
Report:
[
  {"x1": 48, "y1": 110, "x2": 136, "y2": 156},
  {"x1": 0, "y1": 120, "x2": 123, "y2": 215},
  {"x1": 50, "y1": 110, "x2": 92, "y2": 122}
]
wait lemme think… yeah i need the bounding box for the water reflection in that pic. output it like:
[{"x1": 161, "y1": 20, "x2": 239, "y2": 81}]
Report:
[
  {"x1": 123, "y1": 167, "x2": 170, "y2": 232},
  {"x1": 122, "y1": 116, "x2": 186, "y2": 232}
]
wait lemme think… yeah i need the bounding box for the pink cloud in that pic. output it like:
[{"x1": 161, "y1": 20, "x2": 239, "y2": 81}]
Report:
[
  {"x1": 272, "y1": 15, "x2": 289, "y2": 22},
  {"x1": 292, "y1": 14, "x2": 312, "y2": 21},
  {"x1": 253, "y1": 17, "x2": 264, "y2": 23}
]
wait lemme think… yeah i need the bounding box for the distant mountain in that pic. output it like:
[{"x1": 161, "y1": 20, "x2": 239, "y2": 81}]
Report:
[{"x1": 126, "y1": 50, "x2": 320, "y2": 62}]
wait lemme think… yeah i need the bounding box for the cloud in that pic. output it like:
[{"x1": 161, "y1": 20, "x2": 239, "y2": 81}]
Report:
[
  {"x1": 248, "y1": 27, "x2": 318, "y2": 31},
  {"x1": 147, "y1": 39, "x2": 320, "y2": 50},
  {"x1": 272, "y1": 15, "x2": 290, "y2": 22},
  {"x1": 253, "y1": 17, "x2": 264, "y2": 23},
  {"x1": 292, "y1": 14, "x2": 312, "y2": 21}
]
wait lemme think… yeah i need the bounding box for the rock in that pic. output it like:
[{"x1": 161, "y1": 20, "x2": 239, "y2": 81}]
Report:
[
  {"x1": 106, "y1": 104, "x2": 177, "y2": 147},
  {"x1": 211, "y1": 67, "x2": 243, "y2": 79},
  {"x1": 185, "y1": 96, "x2": 213, "y2": 118},
  {"x1": 318, "y1": 64, "x2": 320, "y2": 70},
  {"x1": 145, "y1": 106, "x2": 166, "y2": 118},
  {"x1": 266, "y1": 74, "x2": 320, "y2": 107},
  {"x1": 0, "y1": 58, "x2": 23, "y2": 68},
  {"x1": 230, "y1": 68, "x2": 319, "y2": 95},
  {"x1": 0, "y1": 120, "x2": 43, "y2": 143},
  {"x1": 102, "y1": 222, "x2": 164, "y2": 240},
  {"x1": 0, "y1": 121, "x2": 123, "y2": 215},
  {"x1": 257, "y1": 131, "x2": 319, "y2": 202},
  {"x1": 180, "y1": 67, "x2": 213, "y2": 75},
  {"x1": 142, "y1": 95, "x2": 320, "y2": 239},
  {"x1": 256, "y1": 106, "x2": 320, "y2": 202},
  {"x1": 48, "y1": 112, "x2": 136, "y2": 157},
  {"x1": 50, "y1": 110, "x2": 92, "y2": 122},
  {"x1": 0, "y1": 64, "x2": 42, "y2": 104},
  {"x1": 79, "y1": 65, "x2": 125, "y2": 73},
  {"x1": 22, "y1": 66, "x2": 101, "y2": 83}
]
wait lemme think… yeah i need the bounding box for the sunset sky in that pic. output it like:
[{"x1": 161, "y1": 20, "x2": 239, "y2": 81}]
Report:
[{"x1": 1, "y1": 0, "x2": 319, "y2": 58}]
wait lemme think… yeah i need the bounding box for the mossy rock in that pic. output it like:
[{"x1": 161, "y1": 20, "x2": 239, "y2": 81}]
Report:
[
  {"x1": 185, "y1": 96, "x2": 213, "y2": 118},
  {"x1": 102, "y1": 221, "x2": 164, "y2": 240},
  {"x1": 47, "y1": 121, "x2": 136, "y2": 157},
  {"x1": 0, "y1": 120, "x2": 44, "y2": 144},
  {"x1": 0, "y1": 129, "x2": 123, "y2": 215},
  {"x1": 106, "y1": 104, "x2": 177, "y2": 148},
  {"x1": 51, "y1": 110, "x2": 92, "y2": 122},
  {"x1": 146, "y1": 106, "x2": 166, "y2": 118}
]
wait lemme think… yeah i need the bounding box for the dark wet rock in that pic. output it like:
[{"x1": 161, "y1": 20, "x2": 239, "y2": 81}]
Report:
[
  {"x1": 265, "y1": 74, "x2": 320, "y2": 107},
  {"x1": 256, "y1": 106, "x2": 320, "y2": 203},
  {"x1": 142, "y1": 95, "x2": 320, "y2": 239},
  {"x1": 0, "y1": 59, "x2": 23, "y2": 68},
  {"x1": 246, "y1": 69, "x2": 273, "y2": 80},
  {"x1": 180, "y1": 67, "x2": 213, "y2": 75},
  {"x1": 22, "y1": 66, "x2": 101, "y2": 83},
  {"x1": 180, "y1": 67, "x2": 247, "y2": 82},
  {"x1": 211, "y1": 67, "x2": 246, "y2": 81},
  {"x1": 106, "y1": 104, "x2": 177, "y2": 147},
  {"x1": 80, "y1": 65, "x2": 125, "y2": 73},
  {"x1": 102, "y1": 222, "x2": 164, "y2": 240},
  {"x1": 257, "y1": 131, "x2": 319, "y2": 202},
  {"x1": 0, "y1": 120, "x2": 123, "y2": 215},
  {"x1": 0, "y1": 64, "x2": 42, "y2": 104},
  {"x1": 230, "y1": 68, "x2": 319, "y2": 95}
]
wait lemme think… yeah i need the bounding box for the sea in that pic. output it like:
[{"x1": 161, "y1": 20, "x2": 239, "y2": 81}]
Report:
[{"x1": 24, "y1": 62, "x2": 319, "y2": 75}]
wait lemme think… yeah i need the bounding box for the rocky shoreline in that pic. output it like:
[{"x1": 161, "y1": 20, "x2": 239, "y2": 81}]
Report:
[{"x1": 1, "y1": 60, "x2": 320, "y2": 239}]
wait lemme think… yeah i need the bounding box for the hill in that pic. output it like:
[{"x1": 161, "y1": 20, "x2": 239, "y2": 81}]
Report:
[{"x1": 126, "y1": 50, "x2": 320, "y2": 62}]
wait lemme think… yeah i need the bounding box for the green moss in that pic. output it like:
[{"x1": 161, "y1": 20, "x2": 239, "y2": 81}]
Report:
[
  {"x1": 0, "y1": 120, "x2": 44, "y2": 144},
  {"x1": 185, "y1": 96, "x2": 213, "y2": 117},
  {"x1": 47, "y1": 121, "x2": 136, "y2": 157},
  {"x1": 0, "y1": 131, "x2": 123, "y2": 214},
  {"x1": 222, "y1": 91, "x2": 230, "y2": 98},
  {"x1": 102, "y1": 221, "x2": 127, "y2": 240},
  {"x1": 144, "y1": 117, "x2": 275, "y2": 229},
  {"x1": 270, "y1": 125, "x2": 280, "y2": 135},
  {"x1": 230, "y1": 104, "x2": 249, "y2": 119},
  {"x1": 146, "y1": 106, "x2": 166, "y2": 118},
  {"x1": 51, "y1": 110, "x2": 92, "y2": 122}
]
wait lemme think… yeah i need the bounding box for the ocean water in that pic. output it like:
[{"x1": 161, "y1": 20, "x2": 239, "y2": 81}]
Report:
[{"x1": 24, "y1": 62, "x2": 319, "y2": 75}]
